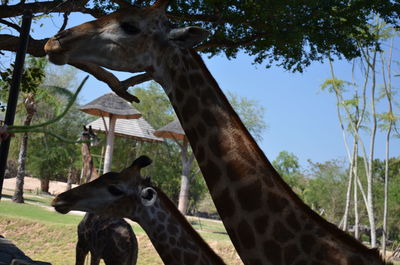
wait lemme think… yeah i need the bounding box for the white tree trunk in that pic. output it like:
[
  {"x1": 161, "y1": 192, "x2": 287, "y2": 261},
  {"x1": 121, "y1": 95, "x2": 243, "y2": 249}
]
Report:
[
  {"x1": 177, "y1": 138, "x2": 193, "y2": 215},
  {"x1": 103, "y1": 115, "x2": 116, "y2": 174}
]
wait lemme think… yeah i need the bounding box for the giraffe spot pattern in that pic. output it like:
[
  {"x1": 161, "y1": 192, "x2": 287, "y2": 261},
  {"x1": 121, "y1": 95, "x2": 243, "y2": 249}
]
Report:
[
  {"x1": 237, "y1": 220, "x2": 256, "y2": 249},
  {"x1": 181, "y1": 96, "x2": 199, "y2": 122},
  {"x1": 183, "y1": 251, "x2": 197, "y2": 264},
  {"x1": 286, "y1": 212, "x2": 301, "y2": 231},
  {"x1": 203, "y1": 159, "x2": 222, "y2": 188},
  {"x1": 283, "y1": 243, "x2": 300, "y2": 264},
  {"x1": 167, "y1": 223, "x2": 179, "y2": 235},
  {"x1": 253, "y1": 214, "x2": 269, "y2": 234},
  {"x1": 272, "y1": 221, "x2": 295, "y2": 244},
  {"x1": 237, "y1": 179, "x2": 262, "y2": 212},
  {"x1": 300, "y1": 234, "x2": 316, "y2": 254},
  {"x1": 195, "y1": 145, "x2": 205, "y2": 163},
  {"x1": 215, "y1": 188, "x2": 235, "y2": 217},
  {"x1": 267, "y1": 192, "x2": 289, "y2": 213},
  {"x1": 226, "y1": 158, "x2": 246, "y2": 181},
  {"x1": 189, "y1": 72, "x2": 205, "y2": 87},
  {"x1": 263, "y1": 240, "x2": 282, "y2": 265},
  {"x1": 201, "y1": 109, "x2": 218, "y2": 128}
]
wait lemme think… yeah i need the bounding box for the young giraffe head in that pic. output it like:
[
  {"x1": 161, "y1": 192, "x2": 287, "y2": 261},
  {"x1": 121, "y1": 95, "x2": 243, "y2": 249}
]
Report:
[
  {"x1": 52, "y1": 155, "x2": 154, "y2": 217},
  {"x1": 81, "y1": 125, "x2": 99, "y2": 147},
  {"x1": 44, "y1": 1, "x2": 208, "y2": 73}
]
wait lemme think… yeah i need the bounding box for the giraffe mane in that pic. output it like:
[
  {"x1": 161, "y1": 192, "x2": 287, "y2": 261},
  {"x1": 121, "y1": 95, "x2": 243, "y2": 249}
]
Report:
[{"x1": 188, "y1": 49, "x2": 388, "y2": 262}]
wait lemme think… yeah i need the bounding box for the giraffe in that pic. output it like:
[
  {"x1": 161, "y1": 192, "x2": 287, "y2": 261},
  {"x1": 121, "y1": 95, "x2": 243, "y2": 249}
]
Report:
[
  {"x1": 80, "y1": 125, "x2": 99, "y2": 184},
  {"x1": 77, "y1": 126, "x2": 138, "y2": 265},
  {"x1": 44, "y1": 1, "x2": 388, "y2": 264},
  {"x1": 52, "y1": 156, "x2": 226, "y2": 265}
]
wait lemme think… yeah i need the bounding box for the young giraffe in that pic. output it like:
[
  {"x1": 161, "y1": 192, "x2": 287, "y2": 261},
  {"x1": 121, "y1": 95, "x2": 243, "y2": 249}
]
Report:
[
  {"x1": 77, "y1": 126, "x2": 138, "y2": 265},
  {"x1": 80, "y1": 125, "x2": 99, "y2": 184},
  {"x1": 52, "y1": 156, "x2": 226, "y2": 265},
  {"x1": 45, "y1": 1, "x2": 388, "y2": 264}
]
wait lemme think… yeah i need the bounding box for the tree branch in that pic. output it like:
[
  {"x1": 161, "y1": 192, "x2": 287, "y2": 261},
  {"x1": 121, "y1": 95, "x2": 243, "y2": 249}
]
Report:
[
  {"x1": 58, "y1": 11, "x2": 70, "y2": 33},
  {"x1": 70, "y1": 62, "x2": 152, "y2": 103},
  {"x1": 0, "y1": 0, "x2": 103, "y2": 19},
  {"x1": 0, "y1": 34, "x2": 47, "y2": 57},
  {"x1": 0, "y1": 19, "x2": 21, "y2": 32}
]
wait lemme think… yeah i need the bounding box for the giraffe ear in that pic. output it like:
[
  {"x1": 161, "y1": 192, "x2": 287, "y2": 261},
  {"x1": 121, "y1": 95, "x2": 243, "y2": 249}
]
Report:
[
  {"x1": 168, "y1": 27, "x2": 209, "y2": 48},
  {"x1": 140, "y1": 187, "x2": 157, "y2": 206},
  {"x1": 132, "y1": 156, "x2": 152, "y2": 169}
]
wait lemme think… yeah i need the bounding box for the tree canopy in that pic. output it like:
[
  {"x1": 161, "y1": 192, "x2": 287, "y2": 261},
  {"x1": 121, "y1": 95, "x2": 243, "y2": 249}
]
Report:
[{"x1": 1, "y1": 0, "x2": 399, "y2": 74}]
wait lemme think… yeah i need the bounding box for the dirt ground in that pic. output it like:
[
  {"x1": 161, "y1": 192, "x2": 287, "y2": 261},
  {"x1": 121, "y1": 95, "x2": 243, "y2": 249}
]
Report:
[{"x1": 3, "y1": 177, "x2": 77, "y2": 195}]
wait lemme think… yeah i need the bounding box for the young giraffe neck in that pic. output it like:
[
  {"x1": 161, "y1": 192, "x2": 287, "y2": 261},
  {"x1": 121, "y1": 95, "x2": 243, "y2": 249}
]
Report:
[
  {"x1": 150, "y1": 48, "x2": 385, "y2": 265},
  {"x1": 81, "y1": 139, "x2": 98, "y2": 183},
  {"x1": 123, "y1": 187, "x2": 226, "y2": 265}
]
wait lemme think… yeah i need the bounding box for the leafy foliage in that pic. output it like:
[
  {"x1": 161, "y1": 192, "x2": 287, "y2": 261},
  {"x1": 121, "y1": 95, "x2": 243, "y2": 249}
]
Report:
[{"x1": 91, "y1": 0, "x2": 400, "y2": 72}]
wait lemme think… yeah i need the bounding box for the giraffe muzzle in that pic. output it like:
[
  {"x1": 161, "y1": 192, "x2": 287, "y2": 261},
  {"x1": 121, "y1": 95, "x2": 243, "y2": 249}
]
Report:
[{"x1": 51, "y1": 197, "x2": 73, "y2": 214}]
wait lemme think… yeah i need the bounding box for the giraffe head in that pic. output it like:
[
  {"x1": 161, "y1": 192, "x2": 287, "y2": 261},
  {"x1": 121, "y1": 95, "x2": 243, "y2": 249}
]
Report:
[
  {"x1": 44, "y1": 0, "x2": 209, "y2": 73},
  {"x1": 81, "y1": 125, "x2": 99, "y2": 146},
  {"x1": 52, "y1": 155, "x2": 155, "y2": 217}
]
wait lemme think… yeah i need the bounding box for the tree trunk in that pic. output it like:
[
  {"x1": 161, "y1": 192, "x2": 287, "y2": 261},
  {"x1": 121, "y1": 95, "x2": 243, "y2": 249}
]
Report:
[
  {"x1": 342, "y1": 140, "x2": 356, "y2": 231},
  {"x1": 381, "y1": 37, "x2": 394, "y2": 257},
  {"x1": 177, "y1": 138, "x2": 193, "y2": 215},
  {"x1": 66, "y1": 167, "x2": 73, "y2": 191},
  {"x1": 12, "y1": 95, "x2": 36, "y2": 203},
  {"x1": 40, "y1": 179, "x2": 50, "y2": 193},
  {"x1": 103, "y1": 115, "x2": 116, "y2": 174}
]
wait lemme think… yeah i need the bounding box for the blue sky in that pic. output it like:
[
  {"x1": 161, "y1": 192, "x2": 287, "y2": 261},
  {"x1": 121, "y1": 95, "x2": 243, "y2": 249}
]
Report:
[{"x1": 4, "y1": 11, "x2": 399, "y2": 168}]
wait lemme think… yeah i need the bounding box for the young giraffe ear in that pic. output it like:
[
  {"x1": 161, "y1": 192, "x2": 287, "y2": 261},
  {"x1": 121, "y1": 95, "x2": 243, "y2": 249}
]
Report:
[
  {"x1": 132, "y1": 156, "x2": 152, "y2": 169},
  {"x1": 168, "y1": 27, "x2": 209, "y2": 48}
]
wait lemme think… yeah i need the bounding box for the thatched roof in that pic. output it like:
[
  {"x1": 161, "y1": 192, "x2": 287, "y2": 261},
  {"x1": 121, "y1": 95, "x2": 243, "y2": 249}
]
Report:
[
  {"x1": 80, "y1": 93, "x2": 141, "y2": 119},
  {"x1": 87, "y1": 117, "x2": 164, "y2": 143},
  {"x1": 154, "y1": 119, "x2": 185, "y2": 141}
]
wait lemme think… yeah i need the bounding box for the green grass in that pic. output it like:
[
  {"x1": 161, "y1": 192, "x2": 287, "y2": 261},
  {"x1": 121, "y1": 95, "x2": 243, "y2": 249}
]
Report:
[{"x1": 0, "y1": 198, "x2": 242, "y2": 265}]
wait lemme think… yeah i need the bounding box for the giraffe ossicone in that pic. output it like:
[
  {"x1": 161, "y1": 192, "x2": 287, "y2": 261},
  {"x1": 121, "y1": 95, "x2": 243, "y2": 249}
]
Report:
[
  {"x1": 53, "y1": 156, "x2": 227, "y2": 265},
  {"x1": 46, "y1": 1, "x2": 388, "y2": 264}
]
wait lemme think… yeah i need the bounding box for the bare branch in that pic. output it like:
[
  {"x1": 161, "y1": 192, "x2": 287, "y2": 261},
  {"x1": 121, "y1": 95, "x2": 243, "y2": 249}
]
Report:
[
  {"x1": 0, "y1": 34, "x2": 47, "y2": 57},
  {"x1": 58, "y1": 11, "x2": 70, "y2": 32},
  {"x1": 0, "y1": 19, "x2": 21, "y2": 32},
  {"x1": 0, "y1": 0, "x2": 102, "y2": 19},
  {"x1": 70, "y1": 62, "x2": 152, "y2": 103}
]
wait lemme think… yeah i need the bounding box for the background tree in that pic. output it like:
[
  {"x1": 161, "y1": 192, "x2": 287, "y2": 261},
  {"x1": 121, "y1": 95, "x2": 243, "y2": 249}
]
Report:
[
  {"x1": 0, "y1": 0, "x2": 399, "y2": 93},
  {"x1": 272, "y1": 151, "x2": 307, "y2": 198},
  {"x1": 322, "y1": 22, "x2": 399, "y2": 247},
  {"x1": 0, "y1": 56, "x2": 46, "y2": 202}
]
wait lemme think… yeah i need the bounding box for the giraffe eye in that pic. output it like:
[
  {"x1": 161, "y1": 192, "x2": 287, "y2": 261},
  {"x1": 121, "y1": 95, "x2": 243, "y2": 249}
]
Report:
[{"x1": 120, "y1": 22, "x2": 140, "y2": 35}]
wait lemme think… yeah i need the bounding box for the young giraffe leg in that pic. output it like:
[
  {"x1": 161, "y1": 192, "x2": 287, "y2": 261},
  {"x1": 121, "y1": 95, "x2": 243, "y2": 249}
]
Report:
[{"x1": 75, "y1": 239, "x2": 88, "y2": 265}]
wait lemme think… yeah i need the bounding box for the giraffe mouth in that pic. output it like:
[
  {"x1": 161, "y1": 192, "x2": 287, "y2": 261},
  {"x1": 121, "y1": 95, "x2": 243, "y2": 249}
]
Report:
[{"x1": 52, "y1": 200, "x2": 72, "y2": 214}]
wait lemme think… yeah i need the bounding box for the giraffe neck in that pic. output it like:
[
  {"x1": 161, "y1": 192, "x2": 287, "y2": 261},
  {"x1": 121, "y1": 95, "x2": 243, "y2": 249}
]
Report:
[
  {"x1": 128, "y1": 188, "x2": 226, "y2": 265},
  {"x1": 150, "y1": 49, "x2": 385, "y2": 265},
  {"x1": 81, "y1": 142, "x2": 98, "y2": 182}
]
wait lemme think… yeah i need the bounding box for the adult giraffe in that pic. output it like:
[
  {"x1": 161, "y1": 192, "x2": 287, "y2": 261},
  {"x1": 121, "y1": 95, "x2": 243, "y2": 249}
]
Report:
[{"x1": 45, "y1": 1, "x2": 387, "y2": 264}]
